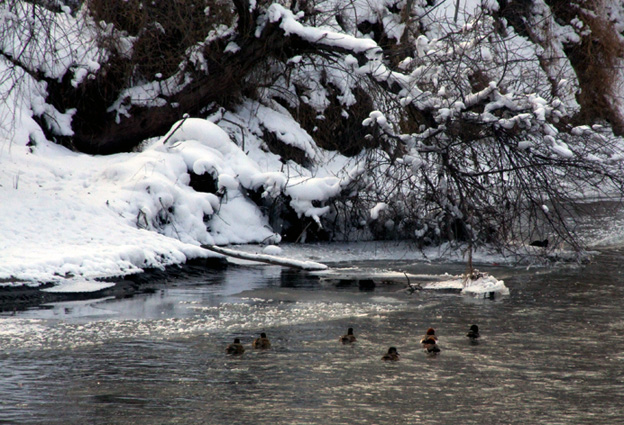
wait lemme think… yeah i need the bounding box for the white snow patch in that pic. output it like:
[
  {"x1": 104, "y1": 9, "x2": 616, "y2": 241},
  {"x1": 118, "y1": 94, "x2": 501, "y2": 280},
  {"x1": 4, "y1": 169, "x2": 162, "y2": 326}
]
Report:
[
  {"x1": 41, "y1": 279, "x2": 116, "y2": 293},
  {"x1": 424, "y1": 274, "x2": 510, "y2": 298},
  {"x1": 370, "y1": 202, "x2": 388, "y2": 220},
  {"x1": 262, "y1": 245, "x2": 283, "y2": 256}
]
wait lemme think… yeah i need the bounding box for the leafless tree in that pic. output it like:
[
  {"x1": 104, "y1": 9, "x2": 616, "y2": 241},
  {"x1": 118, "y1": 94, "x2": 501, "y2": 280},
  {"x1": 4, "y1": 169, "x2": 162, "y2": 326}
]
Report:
[{"x1": 2, "y1": 0, "x2": 624, "y2": 260}]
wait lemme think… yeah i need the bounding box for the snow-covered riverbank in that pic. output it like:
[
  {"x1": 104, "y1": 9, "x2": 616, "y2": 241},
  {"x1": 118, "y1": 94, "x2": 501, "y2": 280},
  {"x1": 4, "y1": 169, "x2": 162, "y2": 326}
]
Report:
[
  {"x1": 0, "y1": 117, "x2": 350, "y2": 286},
  {"x1": 0, "y1": 114, "x2": 510, "y2": 291},
  {"x1": 3, "y1": 0, "x2": 624, "y2": 295}
]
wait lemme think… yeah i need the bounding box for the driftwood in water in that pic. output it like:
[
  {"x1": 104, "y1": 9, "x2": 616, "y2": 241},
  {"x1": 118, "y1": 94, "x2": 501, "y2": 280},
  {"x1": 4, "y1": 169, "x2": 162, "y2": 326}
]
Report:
[
  {"x1": 203, "y1": 245, "x2": 328, "y2": 271},
  {"x1": 404, "y1": 272, "x2": 423, "y2": 294}
]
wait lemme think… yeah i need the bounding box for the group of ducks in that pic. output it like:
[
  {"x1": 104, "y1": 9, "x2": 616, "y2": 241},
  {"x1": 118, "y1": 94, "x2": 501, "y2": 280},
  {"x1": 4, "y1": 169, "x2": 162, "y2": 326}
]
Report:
[
  {"x1": 226, "y1": 325, "x2": 480, "y2": 360},
  {"x1": 225, "y1": 332, "x2": 271, "y2": 354},
  {"x1": 380, "y1": 324, "x2": 480, "y2": 361}
]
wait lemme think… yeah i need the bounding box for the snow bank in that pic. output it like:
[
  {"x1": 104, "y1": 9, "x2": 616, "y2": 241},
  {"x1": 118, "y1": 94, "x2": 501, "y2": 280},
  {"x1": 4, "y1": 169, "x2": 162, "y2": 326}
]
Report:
[
  {"x1": 0, "y1": 110, "x2": 352, "y2": 287},
  {"x1": 0, "y1": 127, "x2": 213, "y2": 285}
]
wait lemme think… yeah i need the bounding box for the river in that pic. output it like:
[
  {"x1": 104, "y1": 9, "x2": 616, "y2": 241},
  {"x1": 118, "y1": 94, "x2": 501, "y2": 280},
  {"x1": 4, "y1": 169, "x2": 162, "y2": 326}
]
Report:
[{"x1": 1, "y1": 248, "x2": 623, "y2": 424}]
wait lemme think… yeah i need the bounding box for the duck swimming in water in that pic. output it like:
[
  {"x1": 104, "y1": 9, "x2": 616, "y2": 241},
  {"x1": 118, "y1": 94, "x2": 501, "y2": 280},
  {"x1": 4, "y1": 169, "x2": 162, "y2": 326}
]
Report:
[
  {"x1": 420, "y1": 327, "x2": 440, "y2": 354},
  {"x1": 467, "y1": 324, "x2": 480, "y2": 342},
  {"x1": 340, "y1": 327, "x2": 357, "y2": 344},
  {"x1": 420, "y1": 327, "x2": 437, "y2": 344},
  {"x1": 226, "y1": 338, "x2": 245, "y2": 355},
  {"x1": 422, "y1": 336, "x2": 441, "y2": 354},
  {"x1": 381, "y1": 347, "x2": 400, "y2": 361},
  {"x1": 252, "y1": 332, "x2": 271, "y2": 349}
]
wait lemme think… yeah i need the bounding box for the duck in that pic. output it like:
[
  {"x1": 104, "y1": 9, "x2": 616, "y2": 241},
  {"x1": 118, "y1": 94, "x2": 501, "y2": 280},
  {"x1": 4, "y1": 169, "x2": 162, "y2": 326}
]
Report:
[
  {"x1": 339, "y1": 327, "x2": 357, "y2": 344},
  {"x1": 226, "y1": 338, "x2": 245, "y2": 355},
  {"x1": 252, "y1": 332, "x2": 271, "y2": 349},
  {"x1": 420, "y1": 327, "x2": 438, "y2": 344},
  {"x1": 466, "y1": 324, "x2": 480, "y2": 342},
  {"x1": 381, "y1": 347, "x2": 400, "y2": 361},
  {"x1": 422, "y1": 336, "x2": 441, "y2": 354}
]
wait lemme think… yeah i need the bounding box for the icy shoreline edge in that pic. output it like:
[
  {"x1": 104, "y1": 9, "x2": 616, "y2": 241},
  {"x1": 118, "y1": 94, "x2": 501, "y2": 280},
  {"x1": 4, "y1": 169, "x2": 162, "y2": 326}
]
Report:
[{"x1": 0, "y1": 257, "x2": 228, "y2": 313}]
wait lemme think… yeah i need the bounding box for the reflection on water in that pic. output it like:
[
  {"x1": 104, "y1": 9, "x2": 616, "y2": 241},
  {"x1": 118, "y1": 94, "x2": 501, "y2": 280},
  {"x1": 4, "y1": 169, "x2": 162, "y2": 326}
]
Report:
[{"x1": 2, "y1": 252, "x2": 624, "y2": 424}]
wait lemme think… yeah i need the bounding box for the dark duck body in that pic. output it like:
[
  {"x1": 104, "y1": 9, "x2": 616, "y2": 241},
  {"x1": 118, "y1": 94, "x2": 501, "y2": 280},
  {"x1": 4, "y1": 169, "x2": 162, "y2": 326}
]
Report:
[
  {"x1": 252, "y1": 332, "x2": 271, "y2": 349},
  {"x1": 382, "y1": 347, "x2": 400, "y2": 361},
  {"x1": 422, "y1": 336, "x2": 441, "y2": 354},
  {"x1": 340, "y1": 327, "x2": 357, "y2": 344},
  {"x1": 226, "y1": 338, "x2": 245, "y2": 355},
  {"x1": 420, "y1": 327, "x2": 438, "y2": 344},
  {"x1": 467, "y1": 324, "x2": 480, "y2": 342},
  {"x1": 421, "y1": 327, "x2": 440, "y2": 354}
]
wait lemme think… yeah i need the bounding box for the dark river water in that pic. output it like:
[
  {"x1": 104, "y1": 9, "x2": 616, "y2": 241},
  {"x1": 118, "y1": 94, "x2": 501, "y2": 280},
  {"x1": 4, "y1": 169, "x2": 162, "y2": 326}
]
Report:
[{"x1": 1, "y1": 248, "x2": 624, "y2": 424}]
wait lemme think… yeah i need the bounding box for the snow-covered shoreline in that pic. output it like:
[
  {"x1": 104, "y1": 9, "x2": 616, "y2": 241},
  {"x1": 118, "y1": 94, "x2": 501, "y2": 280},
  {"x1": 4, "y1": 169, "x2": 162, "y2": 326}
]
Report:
[
  {"x1": 3, "y1": 0, "x2": 624, "y2": 294},
  {"x1": 0, "y1": 117, "x2": 340, "y2": 286},
  {"x1": 0, "y1": 239, "x2": 512, "y2": 313},
  {"x1": 0, "y1": 122, "x2": 615, "y2": 293},
  {"x1": 0, "y1": 114, "x2": 511, "y2": 290}
]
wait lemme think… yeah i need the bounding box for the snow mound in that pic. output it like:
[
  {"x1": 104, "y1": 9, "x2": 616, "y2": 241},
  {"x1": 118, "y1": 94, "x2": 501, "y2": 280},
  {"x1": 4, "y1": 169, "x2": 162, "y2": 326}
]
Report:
[
  {"x1": 424, "y1": 273, "x2": 509, "y2": 298},
  {"x1": 1, "y1": 113, "x2": 349, "y2": 285},
  {"x1": 462, "y1": 275, "x2": 510, "y2": 298},
  {"x1": 262, "y1": 245, "x2": 283, "y2": 256}
]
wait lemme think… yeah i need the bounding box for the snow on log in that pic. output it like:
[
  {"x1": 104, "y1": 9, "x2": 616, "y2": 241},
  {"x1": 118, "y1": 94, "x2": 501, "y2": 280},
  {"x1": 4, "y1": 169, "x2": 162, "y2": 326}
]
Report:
[{"x1": 203, "y1": 245, "x2": 328, "y2": 271}]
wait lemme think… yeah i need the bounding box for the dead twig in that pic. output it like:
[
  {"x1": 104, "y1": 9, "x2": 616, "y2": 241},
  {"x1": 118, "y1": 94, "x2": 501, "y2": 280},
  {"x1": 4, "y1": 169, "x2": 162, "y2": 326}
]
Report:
[{"x1": 405, "y1": 272, "x2": 422, "y2": 294}]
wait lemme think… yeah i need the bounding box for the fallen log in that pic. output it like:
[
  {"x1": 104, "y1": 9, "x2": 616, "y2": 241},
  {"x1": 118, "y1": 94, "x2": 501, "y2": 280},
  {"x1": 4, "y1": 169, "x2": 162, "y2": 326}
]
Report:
[{"x1": 202, "y1": 245, "x2": 328, "y2": 271}]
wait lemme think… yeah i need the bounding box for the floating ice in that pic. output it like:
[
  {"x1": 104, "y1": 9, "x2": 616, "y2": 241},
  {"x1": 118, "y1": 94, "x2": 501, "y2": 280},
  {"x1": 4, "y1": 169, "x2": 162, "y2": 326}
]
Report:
[{"x1": 424, "y1": 273, "x2": 510, "y2": 298}]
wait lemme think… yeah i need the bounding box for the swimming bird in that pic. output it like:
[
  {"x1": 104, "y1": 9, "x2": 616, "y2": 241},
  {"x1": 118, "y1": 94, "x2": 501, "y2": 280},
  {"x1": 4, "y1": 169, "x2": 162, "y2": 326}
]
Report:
[
  {"x1": 252, "y1": 332, "x2": 271, "y2": 349},
  {"x1": 420, "y1": 327, "x2": 438, "y2": 344},
  {"x1": 340, "y1": 327, "x2": 357, "y2": 344},
  {"x1": 226, "y1": 338, "x2": 245, "y2": 355},
  {"x1": 422, "y1": 336, "x2": 441, "y2": 354},
  {"x1": 467, "y1": 324, "x2": 480, "y2": 342},
  {"x1": 382, "y1": 347, "x2": 400, "y2": 361}
]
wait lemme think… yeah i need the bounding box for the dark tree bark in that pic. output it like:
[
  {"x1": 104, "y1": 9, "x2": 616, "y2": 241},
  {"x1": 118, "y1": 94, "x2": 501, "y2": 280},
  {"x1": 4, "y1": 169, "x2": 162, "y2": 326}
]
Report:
[
  {"x1": 55, "y1": 2, "x2": 360, "y2": 154},
  {"x1": 65, "y1": 1, "x2": 259, "y2": 153}
]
